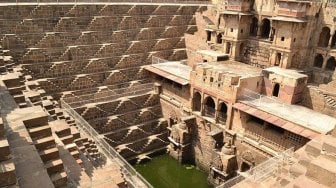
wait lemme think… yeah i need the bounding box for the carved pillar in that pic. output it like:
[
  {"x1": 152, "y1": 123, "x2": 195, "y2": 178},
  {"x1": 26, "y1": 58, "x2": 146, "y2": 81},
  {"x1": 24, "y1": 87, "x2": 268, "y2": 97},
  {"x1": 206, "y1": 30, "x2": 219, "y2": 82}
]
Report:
[
  {"x1": 215, "y1": 105, "x2": 219, "y2": 123},
  {"x1": 322, "y1": 55, "x2": 328, "y2": 70},
  {"x1": 154, "y1": 82, "x2": 162, "y2": 94},
  {"x1": 328, "y1": 29, "x2": 335, "y2": 48},
  {"x1": 257, "y1": 24, "x2": 262, "y2": 39}
]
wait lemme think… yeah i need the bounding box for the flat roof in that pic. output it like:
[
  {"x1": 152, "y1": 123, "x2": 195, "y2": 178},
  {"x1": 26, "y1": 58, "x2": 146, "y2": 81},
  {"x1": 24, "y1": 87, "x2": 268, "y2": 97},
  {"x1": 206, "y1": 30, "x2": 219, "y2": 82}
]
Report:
[
  {"x1": 145, "y1": 61, "x2": 191, "y2": 85},
  {"x1": 220, "y1": 10, "x2": 253, "y2": 16},
  {"x1": 238, "y1": 96, "x2": 336, "y2": 135},
  {"x1": 277, "y1": 0, "x2": 312, "y2": 3},
  {"x1": 271, "y1": 16, "x2": 307, "y2": 23},
  {"x1": 196, "y1": 61, "x2": 262, "y2": 78},
  {"x1": 197, "y1": 50, "x2": 228, "y2": 57},
  {"x1": 264, "y1": 67, "x2": 307, "y2": 79}
]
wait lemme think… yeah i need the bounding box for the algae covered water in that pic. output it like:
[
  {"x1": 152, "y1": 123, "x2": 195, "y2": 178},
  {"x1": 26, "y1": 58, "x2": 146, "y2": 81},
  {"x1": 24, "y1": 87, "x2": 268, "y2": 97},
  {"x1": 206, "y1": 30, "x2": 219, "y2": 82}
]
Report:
[{"x1": 134, "y1": 154, "x2": 213, "y2": 188}]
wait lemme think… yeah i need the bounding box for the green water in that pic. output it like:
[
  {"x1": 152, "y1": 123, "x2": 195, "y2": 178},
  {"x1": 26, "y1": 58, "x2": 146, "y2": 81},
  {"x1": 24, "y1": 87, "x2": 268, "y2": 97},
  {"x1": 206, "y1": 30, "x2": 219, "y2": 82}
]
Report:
[{"x1": 134, "y1": 154, "x2": 213, "y2": 188}]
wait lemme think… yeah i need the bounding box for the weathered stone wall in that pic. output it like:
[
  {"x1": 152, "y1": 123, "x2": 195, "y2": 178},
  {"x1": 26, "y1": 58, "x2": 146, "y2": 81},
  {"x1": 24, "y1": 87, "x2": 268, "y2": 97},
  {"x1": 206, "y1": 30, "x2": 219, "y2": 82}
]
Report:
[
  {"x1": 301, "y1": 86, "x2": 336, "y2": 117},
  {"x1": 0, "y1": 4, "x2": 207, "y2": 99},
  {"x1": 240, "y1": 40, "x2": 271, "y2": 68}
]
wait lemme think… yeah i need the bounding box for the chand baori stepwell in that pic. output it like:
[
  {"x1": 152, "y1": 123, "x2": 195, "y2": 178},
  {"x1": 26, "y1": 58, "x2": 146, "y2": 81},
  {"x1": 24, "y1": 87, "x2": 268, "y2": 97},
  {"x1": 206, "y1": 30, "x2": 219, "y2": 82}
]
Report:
[{"x1": 0, "y1": 0, "x2": 336, "y2": 187}]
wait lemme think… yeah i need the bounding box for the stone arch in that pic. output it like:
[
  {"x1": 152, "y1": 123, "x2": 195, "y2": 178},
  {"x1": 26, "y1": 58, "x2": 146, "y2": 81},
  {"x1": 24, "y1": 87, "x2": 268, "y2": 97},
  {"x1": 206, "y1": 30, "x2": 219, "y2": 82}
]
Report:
[
  {"x1": 261, "y1": 18, "x2": 271, "y2": 39},
  {"x1": 226, "y1": 42, "x2": 231, "y2": 54},
  {"x1": 326, "y1": 56, "x2": 336, "y2": 71},
  {"x1": 331, "y1": 32, "x2": 336, "y2": 48},
  {"x1": 272, "y1": 83, "x2": 280, "y2": 97},
  {"x1": 218, "y1": 102, "x2": 228, "y2": 123},
  {"x1": 204, "y1": 96, "x2": 216, "y2": 117},
  {"x1": 250, "y1": 17, "x2": 258, "y2": 37},
  {"x1": 206, "y1": 30, "x2": 212, "y2": 42},
  {"x1": 240, "y1": 150, "x2": 255, "y2": 172},
  {"x1": 217, "y1": 33, "x2": 223, "y2": 44},
  {"x1": 314, "y1": 54, "x2": 323, "y2": 68},
  {"x1": 318, "y1": 27, "x2": 331, "y2": 47},
  {"x1": 193, "y1": 91, "x2": 202, "y2": 111}
]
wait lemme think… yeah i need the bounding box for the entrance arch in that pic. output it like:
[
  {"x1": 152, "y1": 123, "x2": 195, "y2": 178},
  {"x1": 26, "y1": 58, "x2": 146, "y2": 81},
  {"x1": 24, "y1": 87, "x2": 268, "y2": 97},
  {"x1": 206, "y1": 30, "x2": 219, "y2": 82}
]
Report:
[
  {"x1": 218, "y1": 102, "x2": 228, "y2": 123},
  {"x1": 318, "y1": 27, "x2": 331, "y2": 47},
  {"x1": 217, "y1": 33, "x2": 222, "y2": 44},
  {"x1": 314, "y1": 54, "x2": 324, "y2": 68},
  {"x1": 261, "y1": 18, "x2": 271, "y2": 39},
  {"x1": 193, "y1": 92, "x2": 202, "y2": 111},
  {"x1": 204, "y1": 96, "x2": 216, "y2": 117},
  {"x1": 273, "y1": 83, "x2": 280, "y2": 97},
  {"x1": 326, "y1": 56, "x2": 336, "y2": 71},
  {"x1": 249, "y1": 17, "x2": 258, "y2": 37}
]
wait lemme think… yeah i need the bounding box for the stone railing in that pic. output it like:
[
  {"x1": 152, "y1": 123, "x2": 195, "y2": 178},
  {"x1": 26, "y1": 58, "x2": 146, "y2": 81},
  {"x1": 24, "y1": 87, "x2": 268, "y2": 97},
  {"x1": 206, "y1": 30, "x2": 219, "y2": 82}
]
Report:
[
  {"x1": 64, "y1": 83, "x2": 153, "y2": 107},
  {"x1": 61, "y1": 99, "x2": 153, "y2": 188},
  {"x1": 217, "y1": 147, "x2": 294, "y2": 188}
]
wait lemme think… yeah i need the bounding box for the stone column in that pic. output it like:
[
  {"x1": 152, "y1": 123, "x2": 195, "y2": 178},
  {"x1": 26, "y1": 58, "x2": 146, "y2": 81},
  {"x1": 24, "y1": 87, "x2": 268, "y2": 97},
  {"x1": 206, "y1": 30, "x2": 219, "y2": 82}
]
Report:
[
  {"x1": 257, "y1": 23, "x2": 262, "y2": 39},
  {"x1": 322, "y1": 55, "x2": 328, "y2": 70},
  {"x1": 154, "y1": 82, "x2": 162, "y2": 94},
  {"x1": 328, "y1": 30, "x2": 335, "y2": 48},
  {"x1": 200, "y1": 92, "x2": 205, "y2": 116},
  {"x1": 215, "y1": 105, "x2": 219, "y2": 123}
]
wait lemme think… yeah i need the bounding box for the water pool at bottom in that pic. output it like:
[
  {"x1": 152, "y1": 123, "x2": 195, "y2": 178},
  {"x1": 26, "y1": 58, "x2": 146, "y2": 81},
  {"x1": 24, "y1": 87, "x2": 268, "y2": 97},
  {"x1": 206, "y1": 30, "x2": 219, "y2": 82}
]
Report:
[{"x1": 133, "y1": 154, "x2": 213, "y2": 188}]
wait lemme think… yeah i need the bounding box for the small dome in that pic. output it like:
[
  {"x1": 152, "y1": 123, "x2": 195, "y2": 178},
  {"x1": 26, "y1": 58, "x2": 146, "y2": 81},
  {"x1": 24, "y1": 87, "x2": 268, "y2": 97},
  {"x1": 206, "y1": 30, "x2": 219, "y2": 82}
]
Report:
[
  {"x1": 221, "y1": 143, "x2": 234, "y2": 155},
  {"x1": 179, "y1": 122, "x2": 187, "y2": 130}
]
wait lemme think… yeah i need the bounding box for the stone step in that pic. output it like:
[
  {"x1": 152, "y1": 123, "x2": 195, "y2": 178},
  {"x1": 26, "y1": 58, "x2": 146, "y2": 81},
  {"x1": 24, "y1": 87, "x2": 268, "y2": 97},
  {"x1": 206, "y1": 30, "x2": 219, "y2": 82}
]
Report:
[
  {"x1": 39, "y1": 147, "x2": 59, "y2": 163},
  {"x1": 33, "y1": 136, "x2": 56, "y2": 151},
  {"x1": 70, "y1": 126, "x2": 80, "y2": 139},
  {"x1": 306, "y1": 156, "x2": 336, "y2": 187},
  {"x1": 13, "y1": 94, "x2": 25, "y2": 103},
  {"x1": 60, "y1": 135, "x2": 74, "y2": 145},
  {"x1": 22, "y1": 112, "x2": 49, "y2": 128},
  {"x1": 78, "y1": 146, "x2": 85, "y2": 152},
  {"x1": 45, "y1": 159, "x2": 64, "y2": 175},
  {"x1": 70, "y1": 150, "x2": 80, "y2": 159},
  {"x1": 76, "y1": 158, "x2": 83, "y2": 166},
  {"x1": 55, "y1": 127, "x2": 71, "y2": 138},
  {"x1": 74, "y1": 137, "x2": 88, "y2": 145},
  {"x1": 0, "y1": 159, "x2": 16, "y2": 187},
  {"x1": 0, "y1": 139, "x2": 10, "y2": 161},
  {"x1": 0, "y1": 118, "x2": 3, "y2": 137},
  {"x1": 28, "y1": 125, "x2": 52, "y2": 140},
  {"x1": 50, "y1": 171, "x2": 67, "y2": 188},
  {"x1": 65, "y1": 143, "x2": 77, "y2": 152}
]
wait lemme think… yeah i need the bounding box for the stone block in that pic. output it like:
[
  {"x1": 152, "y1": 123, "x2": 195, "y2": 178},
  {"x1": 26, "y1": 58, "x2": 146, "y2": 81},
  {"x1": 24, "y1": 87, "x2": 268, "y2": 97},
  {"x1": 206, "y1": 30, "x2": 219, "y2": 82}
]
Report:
[
  {"x1": 22, "y1": 112, "x2": 49, "y2": 128},
  {"x1": 0, "y1": 118, "x2": 4, "y2": 138},
  {"x1": 289, "y1": 163, "x2": 306, "y2": 178},
  {"x1": 0, "y1": 159, "x2": 16, "y2": 187},
  {"x1": 0, "y1": 139, "x2": 10, "y2": 161},
  {"x1": 33, "y1": 136, "x2": 55, "y2": 151},
  {"x1": 51, "y1": 171, "x2": 67, "y2": 188},
  {"x1": 39, "y1": 147, "x2": 59, "y2": 163},
  {"x1": 304, "y1": 141, "x2": 321, "y2": 157},
  {"x1": 292, "y1": 175, "x2": 328, "y2": 188},
  {"x1": 45, "y1": 159, "x2": 64, "y2": 175},
  {"x1": 28, "y1": 125, "x2": 52, "y2": 140},
  {"x1": 60, "y1": 135, "x2": 74, "y2": 145},
  {"x1": 306, "y1": 156, "x2": 336, "y2": 187},
  {"x1": 322, "y1": 135, "x2": 336, "y2": 155}
]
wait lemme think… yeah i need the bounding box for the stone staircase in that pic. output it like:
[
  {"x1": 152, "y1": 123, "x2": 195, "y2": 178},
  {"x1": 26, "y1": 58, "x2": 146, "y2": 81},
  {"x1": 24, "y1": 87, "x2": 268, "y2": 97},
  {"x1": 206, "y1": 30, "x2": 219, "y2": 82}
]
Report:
[
  {"x1": 23, "y1": 109, "x2": 67, "y2": 187},
  {"x1": 0, "y1": 116, "x2": 17, "y2": 187}
]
